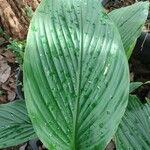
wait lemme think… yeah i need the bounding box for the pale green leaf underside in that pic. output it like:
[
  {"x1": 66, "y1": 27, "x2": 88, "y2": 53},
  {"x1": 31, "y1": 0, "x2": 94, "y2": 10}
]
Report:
[
  {"x1": 0, "y1": 100, "x2": 36, "y2": 148},
  {"x1": 24, "y1": 0, "x2": 129, "y2": 149},
  {"x1": 130, "y1": 81, "x2": 150, "y2": 93},
  {"x1": 115, "y1": 95, "x2": 150, "y2": 150},
  {"x1": 109, "y1": 2, "x2": 149, "y2": 59},
  {"x1": 130, "y1": 82, "x2": 143, "y2": 93}
]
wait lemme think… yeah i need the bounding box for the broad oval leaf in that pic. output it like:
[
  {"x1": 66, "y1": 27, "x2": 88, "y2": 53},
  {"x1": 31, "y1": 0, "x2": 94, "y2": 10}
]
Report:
[
  {"x1": 115, "y1": 95, "x2": 150, "y2": 149},
  {"x1": 24, "y1": 0, "x2": 129, "y2": 149},
  {"x1": 109, "y1": 2, "x2": 149, "y2": 59},
  {"x1": 0, "y1": 100, "x2": 36, "y2": 148}
]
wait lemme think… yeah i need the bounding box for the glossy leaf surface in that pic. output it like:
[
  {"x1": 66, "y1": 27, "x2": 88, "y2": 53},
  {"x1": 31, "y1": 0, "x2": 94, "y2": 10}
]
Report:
[
  {"x1": 130, "y1": 82, "x2": 143, "y2": 93},
  {"x1": 24, "y1": 0, "x2": 129, "y2": 149},
  {"x1": 116, "y1": 95, "x2": 150, "y2": 150},
  {"x1": 0, "y1": 100, "x2": 36, "y2": 148},
  {"x1": 109, "y1": 2, "x2": 149, "y2": 59}
]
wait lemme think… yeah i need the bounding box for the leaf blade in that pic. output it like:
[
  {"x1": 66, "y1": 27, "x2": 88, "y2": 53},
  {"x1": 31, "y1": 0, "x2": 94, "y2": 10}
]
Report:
[
  {"x1": 24, "y1": 0, "x2": 129, "y2": 149},
  {"x1": 109, "y1": 2, "x2": 149, "y2": 59},
  {"x1": 130, "y1": 82, "x2": 143, "y2": 93},
  {"x1": 115, "y1": 95, "x2": 150, "y2": 149},
  {"x1": 0, "y1": 100, "x2": 36, "y2": 148}
]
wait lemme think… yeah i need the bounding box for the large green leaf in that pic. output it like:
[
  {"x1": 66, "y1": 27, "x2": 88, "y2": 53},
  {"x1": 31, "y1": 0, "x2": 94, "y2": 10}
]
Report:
[
  {"x1": 0, "y1": 100, "x2": 36, "y2": 148},
  {"x1": 109, "y1": 2, "x2": 149, "y2": 59},
  {"x1": 115, "y1": 95, "x2": 150, "y2": 149},
  {"x1": 24, "y1": 0, "x2": 129, "y2": 149}
]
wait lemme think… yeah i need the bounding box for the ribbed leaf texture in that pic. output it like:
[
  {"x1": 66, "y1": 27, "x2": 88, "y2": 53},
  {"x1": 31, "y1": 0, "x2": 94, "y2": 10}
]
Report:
[
  {"x1": 0, "y1": 100, "x2": 36, "y2": 148},
  {"x1": 130, "y1": 82, "x2": 143, "y2": 93},
  {"x1": 116, "y1": 95, "x2": 150, "y2": 149},
  {"x1": 109, "y1": 2, "x2": 149, "y2": 59},
  {"x1": 24, "y1": 0, "x2": 129, "y2": 149}
]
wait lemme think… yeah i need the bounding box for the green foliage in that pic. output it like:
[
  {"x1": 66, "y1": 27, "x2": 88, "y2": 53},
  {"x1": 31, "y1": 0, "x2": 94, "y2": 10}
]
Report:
[
  {"x1": 0, "y1": 0, "x2": 149, "y2": 149},
  {"x1": 130, "y1": 81, "x2": 150, "y2": 93},
  {"x1": 130, "y1": 82, "x2": 143, "y2": 93},
  {"x1": 25, "y1": 5, "x2": 34, "y2": 18},
  {"x1": 0, "y1": 100, "x2": 36, "y2": 148},
  {"x1": 109, "y1": 2, "x2": 149, "y2": 59},
  {"x1": 24, "y1": 0, "x2": 129, "y2": 149},
  {"x1": 7, "y1": 39, "x2": 26, "y2": 67},
  {"x1": 115, "y1": 95, "x2": 150, "y2": 150}
]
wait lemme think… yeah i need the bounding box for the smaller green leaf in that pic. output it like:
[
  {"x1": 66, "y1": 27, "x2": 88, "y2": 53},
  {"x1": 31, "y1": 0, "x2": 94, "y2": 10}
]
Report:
[
  {"x1": 0, "y1": 100, "x2": 36, "y2": 148},
  {"x1": 109, "y1": 2, "x2": 149, "y2": 59},
  {"x1": 130, "y1": 81, "x2": 150, "y2": 93},
  {"x1": 115, "y1": 95, "x2": 150, "y2": 150},
  {"x1": 145, "y1": 81, "x2": 150, "y2": 84},
  {"x1": 130, "y1": 82, "x2": 143, "y2": 93}
]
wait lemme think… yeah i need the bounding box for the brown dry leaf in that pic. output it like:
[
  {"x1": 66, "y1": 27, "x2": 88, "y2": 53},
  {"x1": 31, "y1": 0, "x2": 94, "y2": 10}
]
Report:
[
  {"x1": 1, "y1": 83, "x2": 11, "y2": 91},
  {"x1": 9, "y1": 80, "x2": 16, "y2": 89},
  {"x1": 0, "y1": 37, "x2": 6, "y2": 46},
  {"x1": 7, "y1": 90, "x2": 16, "y2": 101},
  {"x1": 0, "y1": 0, "x2": 40, "y2": 39},
  {"x1": 0, "y1": 47, "x2": 5, "y2": 54},
  {"x1": 106, "y1": 141, "x2": 115, "y2": 150},
  {"x1": 130, "y1": 72, "x2": 134, "y2": 82},
  {"x1": 3, "y1": 50, "x2": 16, "y2": 63},
  {"x1": 1, "y1": 83, "x2": 16, "y2": 101},
  {"x1": 0, "y1": 55, "x2": 11, "y2": 83},
  {"x1": 0, "y1": 94, "x2": 7, "y2": 103},
  {"x1": 19, "y1": 143, "x2": 27, "y2": 150}
]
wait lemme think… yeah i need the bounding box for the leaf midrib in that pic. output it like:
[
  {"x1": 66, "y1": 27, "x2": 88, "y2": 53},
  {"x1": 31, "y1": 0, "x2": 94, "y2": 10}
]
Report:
[{"x1": 72, "y1": 5, "x2": 84, "y2": 150}]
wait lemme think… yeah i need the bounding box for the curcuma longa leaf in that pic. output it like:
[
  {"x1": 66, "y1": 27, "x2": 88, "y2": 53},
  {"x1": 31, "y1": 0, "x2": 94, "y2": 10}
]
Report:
[
  {"x1": 109, "y1": 2, "x2": 149, "y2": 59},
  {"x1": 130, "y1": 82, "x2": 143, "y2": 93},
  {"x1": 24, "y1": 0, "x2": 129, "y2": 149},
  {"x1": 115, "y1": 95, "x2": 150, "y2": 150},
  {"x1": 0, "y1": 100, "x2": 36, "y2": 148}
]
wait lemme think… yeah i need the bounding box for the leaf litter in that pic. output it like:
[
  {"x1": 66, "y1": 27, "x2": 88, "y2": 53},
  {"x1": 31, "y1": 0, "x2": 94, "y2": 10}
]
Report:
[{"x1": 0, "y1": 37, "x2": 17, "y2": 103}]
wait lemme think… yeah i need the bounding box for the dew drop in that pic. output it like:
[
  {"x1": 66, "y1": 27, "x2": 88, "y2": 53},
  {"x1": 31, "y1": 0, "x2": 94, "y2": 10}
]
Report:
[
  {"x1": 91, "y1": 103, "x2": 96, "y2": 108},
  {"x1": 67, "y1": 128, "x2": 70, "y2": 133},
  {"x1": 106, "y1": 110, "x2": 111, "y2": 115},
  {"x1": 99, "y1": 123, "x2": 104, "y2": 128},
  {"x1": 84, "y1": 2, "x2": 87, "y2": 5},
  {"x1": 89, "y1": 67, "x2": 93, "y2": 72},
  {"x1": 53, "y1": 144, "x2": 56, "y2": 148},
  {"x1": 10, "y1": 113, "x2": 14, "y2": 117},
  {"x1": 67, "y1": 10, "x2": 72, "y2": 13},
  {"x1": 6, "y1": 125, "x2": 10, "y2": 128},
  {"x1": 92, "y1": 23, "x2": 96, "y2": 28},
  {"x1": 97, "y1": 86, "x2": 100, "y2": 89},
  {"x1": 0, "y1": 126, "x2": 5, "y2": 129},
  {"x1": 100, "y1": 131, "x2": 103, "y2": 135},
  {"x1": 101, "y1": 20, "x2": 106, "y2": 25},
  {"x1": 46, "y1": 70, "x2": 50, "y2": 76},
  {"x1": 88, "y1": 80, "x2": 92, "y2": 84},
  {"x1": 31, "y1": 25, "x2": 37, "y2": 32},
  {"x1": 103, "y1": 66, "x2": 109, "y2": 76},
  {"x1": 110, "y1": 96, "x2": 113, "y2": 99}
]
